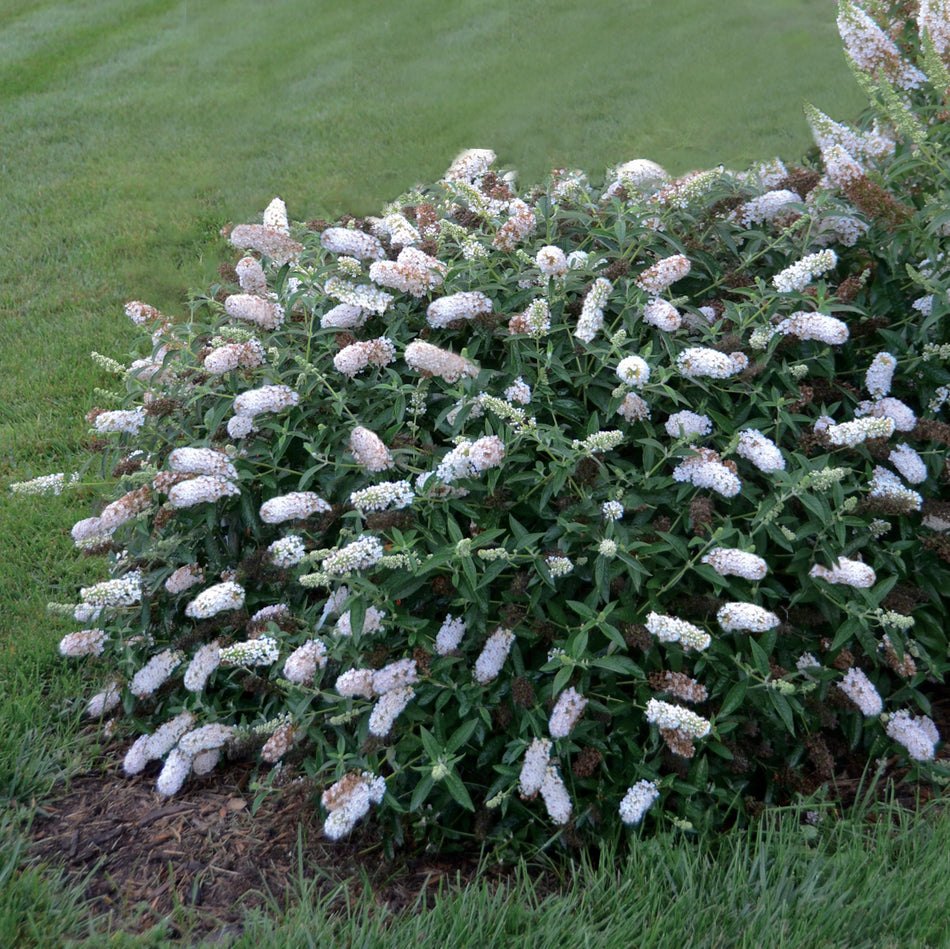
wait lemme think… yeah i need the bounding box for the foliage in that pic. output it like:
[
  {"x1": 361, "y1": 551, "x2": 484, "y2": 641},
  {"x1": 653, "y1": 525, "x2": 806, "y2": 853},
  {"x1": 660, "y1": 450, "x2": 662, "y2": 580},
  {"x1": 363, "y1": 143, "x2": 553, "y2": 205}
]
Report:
[{"x1": 18, "y1": 2, "x2": 950, "y2": 852}]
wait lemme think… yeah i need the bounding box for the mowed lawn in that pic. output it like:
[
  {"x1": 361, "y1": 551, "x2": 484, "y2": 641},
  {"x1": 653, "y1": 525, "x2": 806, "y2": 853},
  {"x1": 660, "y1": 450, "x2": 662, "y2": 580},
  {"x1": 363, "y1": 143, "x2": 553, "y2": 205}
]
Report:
[{"x1": 7, "y1": 1, "x2": 934, "y2": 945}]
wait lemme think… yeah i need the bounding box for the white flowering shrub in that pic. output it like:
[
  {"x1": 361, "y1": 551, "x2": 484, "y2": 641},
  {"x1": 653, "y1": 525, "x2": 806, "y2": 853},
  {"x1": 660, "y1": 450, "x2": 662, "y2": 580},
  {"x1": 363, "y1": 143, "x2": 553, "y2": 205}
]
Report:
[{"x1": 19, "y1": 1, "x2": 950, "y2": 851}]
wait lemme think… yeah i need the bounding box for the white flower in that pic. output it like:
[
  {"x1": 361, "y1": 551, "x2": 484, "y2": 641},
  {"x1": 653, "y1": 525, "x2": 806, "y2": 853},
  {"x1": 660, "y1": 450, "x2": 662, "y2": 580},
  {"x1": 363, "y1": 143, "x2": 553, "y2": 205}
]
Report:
[
  {"x1": 178, "y1": 723, "x2": 235, "y2": 756},
  {"x1": 156, "y1": 749, "x2": 192, "y2": 797},
  {"x1": 837, "y1": 667, "x2": 883, "y2": 717},
  {"x1": 636, "y1": 254, "x2": 691, "y2": 294},
  {"x1": 886, "y1": 710, "x2": 938, "y2": 761},
  {"x1": 320, "y1": 303, "x2": 369, "y2": 329},
  {"x1": 220, "y1": 636, "x2": 280, "y2": 666},
  {"x1": 435, "y1": 614, "x2": 467, "y2": 655},
  {"x1": 335, "y1": 668, "x2": 376, "y2": 699},
  {"x1": 665, "y1": 410, "x2": 712, "y2": 439},
  {"x1": 426, "y1": 291, "x2": 493, "y2": 327},
  {"x1": 642, "y1": 298, "x2": 681, "y2": 331},
  {"x1": 772, "y1": 250, "x2": 837, "y2": 293},
  {"x1": 183, "y1": 642, "x2": 221, "y2": 692},
  {"x1": 282, "y1": 638, "x2": 328, "y2": 684},
  {"x1": 143, "y1": 712, "x2": 197, "y2": 761},
  {"x1": 645, "y1": 699, "x2": 711, "y2": 738},
  {"x1": 205, "y1": 339, "x2": 267, "y2": 374},
  {"x1": 736, "y1": 429, "x2": 785, "y2": 472},
  {"x1": 436, "y1": 435, "x2": 505, "y2": 483},
  {"x1": 717, "y1": 602, "x2": 780, "y2": 633},
  {"x1": 473, "y1": 627, "x2": 515, "y2": 683},
  {"x1": 617, "y1": 392, "x2": 651, "y2": 422},
  {"x1": 348, "y1": 426, "x2": 394, "y2": 473},
  {"x1": 730, "y1": 190, "x2": 804, "y2": 227},
  {"x1": 184, "y1": 581, "x2": 246, "y2": 619},
  {"x1": 59, "y1": 628, "x2": 108, "y2": 658},
  {"x1": 80, "y1": 571, "x2": 143, "y2": 609},
  {"x1": 519, "y1": 738, "x2": 552, "y2": 796},
  {"x1": 672, "y1": 447, "x2": 741, "y2": 498},
  {"x1": 619, "y1": 780, "x2": 660, "y2": 826},
  {"x1": 404, "y1": 340, "x2": 480, "y2": 383},
  {"x1": 616, "y1": 355, "x2": 650, "y2": 387},
  {"x1": 349, "y1": 480, "x2": 414, "y2": 513},
  {"x1": 868, "y1": 466, "x2": 923, "y2": 510},
  {"x1": 320, "y1": 227, "x2": 385, "y2": 260},
  {"x1": 701, "y1": 547, "x2": 768, "y2": 580},
  {"x1": 85, "y1": 682, "x2": 122, "y2": 718},
  {"x1": 776, "y1": 311, "x2": 848, "y2": 345},
  {"x1": 855, "y1": 397, "x2": 916, "y2": 432},
  {"x1": 232, "y1": 384, "x2": 299, "y2": 419},
  {"x1": 322, "y1": 535, "x2": 385, "y2": 575},
  {"x1": 549, "y1": 687, "x2": 588, "y2": 738},
  {"x1": 267, "y1": 535, "x2": 307, "y2": 568},
  {"x1": 888, "y1": 444, "x2": 927, "y2": 485},
  {"x1": 443, "y1": 148, "x2": 496, "y2": 182},
  {"x1": 574, "y1": 278, "x2": 613, "y2": 343},
  {"x1": 333, "y1": 337, "x2": 397, "y2": 377},
  {"x1": 368, "y1": 686, "x2": 415, "y2": 737},
  {"x1": 224, "y1": 294, "x2": 284, "y2": 330},
  {"x1": 323, "y1": 276, "x2": 393, "y2": 314},
  {"x1": 259, "y1": 491, "x2": 332, "y2": 524},
  {"x1": 809, "y1": 557, "x2": 876, "y2": 589},
  {"x1": 645, "y1": 612, "x2": 711, "y2": 651},
  {"x1": 369, "y1": 247, "x2": 446, "y2": 296},
  {"x1": 168, "y1": 475, "x2": 240, "y2": 508},
  {"x1": 602, "y1": 500, "x2": 624, "y2": 521},
  {"x1": 545, "y1": 555, "x2": 574, "y2": 578},
  {"x1": 504, "y1": 377, "x2": 532, "y2": 404},
  {"x1": 535, "y1": 245, "x2": 568, "y2": 277},
  {"x1": 93, "y1": 407, "x2": 146, "y2": 435},
  {"x1": 129, "y1": 649, "x2": 183, "y2": 697},
  {"x1": 235, "y1": 256, "x2": 268, "y2": 294},
  {"x1": 826, "y1": 416, "x2": 895, "y2": 447},
  {"x1": 676, "y1": 348, "x2": 747, "y2": 380},
  {"x1": 540, "y1": 766, "x2": 573, "y2": 825},
  {"x1": 865, "y1": 352, "x2": 897, "y2": 398}
]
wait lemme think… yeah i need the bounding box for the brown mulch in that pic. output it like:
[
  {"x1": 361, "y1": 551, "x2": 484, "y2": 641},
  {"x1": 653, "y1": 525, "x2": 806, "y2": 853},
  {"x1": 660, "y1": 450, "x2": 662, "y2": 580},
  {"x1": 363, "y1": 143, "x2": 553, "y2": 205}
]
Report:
[{"x1": 27, "y1": 751, "x2": 490, "y2": 944}]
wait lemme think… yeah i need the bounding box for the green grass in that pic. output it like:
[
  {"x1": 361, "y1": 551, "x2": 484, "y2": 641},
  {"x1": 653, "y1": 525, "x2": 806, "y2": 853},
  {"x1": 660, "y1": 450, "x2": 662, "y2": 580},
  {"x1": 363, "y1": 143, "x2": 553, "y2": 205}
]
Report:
[{"x1": 1, "y1": 0, "x2": 933, "y2": 942}]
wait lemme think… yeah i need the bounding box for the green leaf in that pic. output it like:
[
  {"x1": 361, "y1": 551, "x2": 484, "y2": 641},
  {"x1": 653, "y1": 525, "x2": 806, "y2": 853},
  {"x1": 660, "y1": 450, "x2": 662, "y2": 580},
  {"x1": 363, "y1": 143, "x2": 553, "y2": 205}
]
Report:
[
  {"x1": 767, "y1": 690, "x2": 796, "y2": 735},
  {"x1": 718, "y1": 678, "x2": 749, "y2": 719},
  {"x1": 443, "y1": 769, "x2": 475, "y2": 812},
  {"x1": 409, "y1": 774, "x2": 435, "y2": 812},
  {"x1": 591, "y1": 655, "x2": 641, "y2": 676}
]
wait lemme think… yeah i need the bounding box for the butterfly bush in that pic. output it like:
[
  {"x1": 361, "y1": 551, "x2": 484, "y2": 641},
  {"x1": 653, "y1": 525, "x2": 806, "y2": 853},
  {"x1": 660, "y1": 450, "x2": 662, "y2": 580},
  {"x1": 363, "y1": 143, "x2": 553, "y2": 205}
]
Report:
[{"x1": 19, "y1": 2, "x2": 950, "y2": 851}]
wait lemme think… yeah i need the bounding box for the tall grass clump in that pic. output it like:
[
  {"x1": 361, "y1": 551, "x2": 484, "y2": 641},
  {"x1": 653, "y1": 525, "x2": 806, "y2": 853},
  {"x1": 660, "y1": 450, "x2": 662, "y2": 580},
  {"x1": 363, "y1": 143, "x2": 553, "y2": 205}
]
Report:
[{"x1": 13, "y1": 1, "x2": 950, "y2": 854}]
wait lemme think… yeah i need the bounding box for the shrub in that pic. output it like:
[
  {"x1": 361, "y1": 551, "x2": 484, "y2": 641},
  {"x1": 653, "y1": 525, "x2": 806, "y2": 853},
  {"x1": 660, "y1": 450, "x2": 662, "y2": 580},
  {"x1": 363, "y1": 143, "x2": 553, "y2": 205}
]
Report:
[{"x1": 16, "y1": 1, "x2": 950, "y2": 852}]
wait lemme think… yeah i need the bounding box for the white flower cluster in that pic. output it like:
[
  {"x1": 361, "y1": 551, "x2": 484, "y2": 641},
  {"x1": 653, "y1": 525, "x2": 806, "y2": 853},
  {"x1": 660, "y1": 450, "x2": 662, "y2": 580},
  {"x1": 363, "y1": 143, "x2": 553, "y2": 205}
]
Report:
[
  {"x1": 9, "y1": 472, "x2": 78, "y2": 496},
  {"x1": 868, "y1": 466, "x2": 923, "y2": 510},
  {"x1": 124, "y1": 711, "x2": 196, "y2": 774},
  {"x1": 888, "y1": 444, "x2": 927, "y2": 484},
  {"x1": 333, "y1": 336, "x2": 397, "y2": 377},
  {"x1": 93, "y1": 407, "x2": 146, "y2": 435},
  {"x1": 508, "y1": 299, "x2": 551, "y2": 336},
  {"x1": 617, "y1": 392, "x2": 651, "y2": 422},
  {"x1": 717, "y1": 602, "x2": 780, "y2": 632},
  {"x1": 224, "y1": 294, "x2": 284, "y2": 331},
  {"x1": 320, "y1": 226, "x2": 385, "y2": 260},
  {"x1": 321, "y1": 771, "x2": 387, "y2": 841},
  {"x1": 230, "y1": 384, "x2": 299, "y2": 439},
  {"x1": 838, "y1": 1, "x2": 925, "y2": 89},
  {"x1": 504, "y1": 377, "x2": 531, "y2": 404},
  {"x1": 165, "y1": 563, "x2": 203, "y2": 594},
  {"x1": 178, "y1": 723, "x2": 235, "y2": 757},
  {"x1": 776, "y1": 312, "x2": 849, "y2": 345},
  {"x1": 184, "y1": 581, "x2": 246, "y2": 619},
  {"x1": 435, "y1": 614, "x2": 467, "y2": 655},
  {"x1": 320, "y1": 303, "x2": 368, "y2": 329},
  {"x1": 184, "y1": 641, "x2": 221, "y2": 691},
  {"x1": 322, "y1": 535, "x2": 385, "y2": 575},
  {"x1": 519, "y1": 738, "x2": 552, "y2": 796},
  {"x1": 574, "y1": 277, "x2": 613, "y2": 343},
  {"x1": 473, "y1": 627, "x2": 515, "y2": 683},
  {"x1": 837, "y1": 667, "x2": 883, "y2": 717},
  {"x1": 616, "y1": 355, "x2": 650, "y2": 387},
  {"x1": 492, "y1": 198, "x2": 537, "y2": 252},
  {"x1": 535, "y1": 245, "x2": 568, "y2": 277},
  {"x1": 80, "y1": 571, "x2": 143, "y2": 609},
  {"x1": 730, "y1": 190, "x2": 804, "y2": 227},
  {"x1": 404, "y1": 340, "x2": 480, "y2": 383},
  {"x1": 772, "y1": 249, "x2": 837, "y2": 293},
  {"x1": 235, "y1": 256, "x2": 267, "y2": 294},
  {"x1": 619, "y1": 780, "x2": 660, "y2": 826},
  {"x1": 436, "y1": 435, "x2": 505, "y2": 483},
  {"x1": 736, "y1": 429, "x2": 786, "y2": 472},
  {"x1": 262, "y1": 197, "x2": 289, "y2": 234},
  {"x1": 282, "y1": 638, "x2": 328, "y2": 684},
  {"x1": 602, "y1": 500, "x2": 624, "y2": 521},
  {"x1": 602, "y1": 158, "x2": 668, "y2": 197},
  {"x1": 335, "y1": 605, "x2": 386, "y2": 637},
  {"x1": 204, "y1": 339, "x2": 266, "y2": 374},
  {"x1": 267, "y1": 535, "x2": 307, "y2": 568},
  {"x1": 855, "y1": 396, "x2": 916, "y2": 432},
  {"x1": 323, "y1": 276, "x2": 393, "y2": 314},
  {"x1": 348, "y1": 426, "x2": 394, "y2": 472},
  {"x1": 129, "y1": 648, "x2": 183, "y2": 697},
  {"x1": 220, "y1": 636, "x2": 279, "y2": 666},
  {"x1": 676, "y1": 348, "x2": 748, "y2": 379},
  {"x1": 58, "y1": 628, "x2": 108, "y2": 658},
  {"x1": 539, "y1": 765, "x2": 573, "y2": 824},
  {"x1": 369, "y1": 247, "x2": 446, "y2": 296},
  {"x1": 85, "y1": 682, "x2": 122, "y2": 718},
  {"x1": 642, "y1": 298, "x2": 681, "y2": 331},
  {"x1": 809, "y1": 557, "x2": 876, "y2": 588},
  {"x1": 646, "y1": 612, "x2": 711, "y2": 651},
  {"x1": 545, "y1": 555, "x2": 574, "y2": 578},
  {"x1": 701, "y1": 547, "x2": 768, "y2": 580},
  {"x1": 598, "y1": 538, "x2": 618, "y2": 558},
  {"x1": 825, "y1": 416, "x2": 896, "y2": 447},
  {"x1": 886, "y1": 710, "x2": 939, "y2": 761},
  {"x1": 376, "y1": 212, "x2": 420, "y2": 248},
  {"x1": 169, "y1": 475, "x2": 240, "y2": 508},
  {"x1": 369, "y1": 685, "x2": 415, "y2": 737},
  {"x1": 665, "y1": 410, "x2": 712, "y2": 439},
  {"x1": 229, "y1": 223, "x2": 303, "y2": 265},
  {"x1": 260, "y1": 491, "x2": 332, "y2": 524},
  {"x1": 572, "y1": 429, "x2": 624, "y2": 454},
  {"x1": 443, "y1": 148, "x2": 496, "y2": 183},
  {"x1": 549, "y1": 687, "x2": 588, "y2": 738},
  {"x1": 645, "y1": 699, "x2": 711, "y2": 738},
  {"x1": 636, "y1": 254, "x2": 691, "y2": 294},
  {"x1": 672, "y1": 447, "x2": 741, "y2": 498},
  {"x1": 168, "y1": 447, "x2": 238, "y2": 481},
  {"x1": 335, "y1": 668, "x2": 375, "y2": 699},
  {"x1": 426, "y1": 291, "x2": 493, "y2": 327},
  {"x1": 349, "y1": 480, "x2": 414, "y2": 513},
  {"x1": 865, "y1": 352, "x2": 897, "y2": 398}
]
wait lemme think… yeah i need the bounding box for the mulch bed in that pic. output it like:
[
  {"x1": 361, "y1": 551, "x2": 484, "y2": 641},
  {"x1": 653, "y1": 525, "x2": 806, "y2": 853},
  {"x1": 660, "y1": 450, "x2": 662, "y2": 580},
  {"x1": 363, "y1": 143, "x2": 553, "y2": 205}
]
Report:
[{"x1": 28, "y1": 751, "x2": 489, "y2": 943}]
